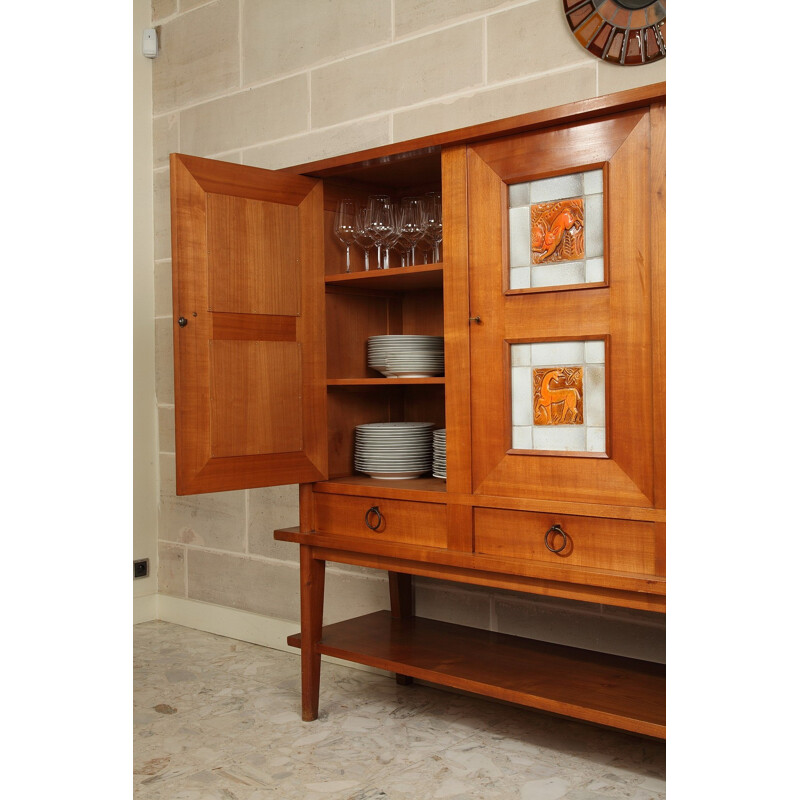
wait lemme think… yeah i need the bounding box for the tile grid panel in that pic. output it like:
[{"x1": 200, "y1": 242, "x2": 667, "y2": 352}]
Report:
[
  {"x1": 511, "y1": 340, "x2": 606, "y2": 453},
  {"x1": 509, "y1": 169, "x2": 604, "y2": 290}
]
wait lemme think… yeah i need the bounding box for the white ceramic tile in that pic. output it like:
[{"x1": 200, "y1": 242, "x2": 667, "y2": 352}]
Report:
[
  {"x1": 583, "y1": 168, "x2": 603, "y2": 195},
  {"x1": 530, "y1": 340, "x2": 585, "y2": 367},
  {"x1": 511, "y1": 366, "x2": 532, "y2": 425},
  {"x1": 509, "y1": 266, "x2": 531, "y2": 290},
  {"x1": 531, "y1": 260, "x2": 585, "y2": 288},
  {"x1": 510, "y1": 343, "x2": 531, "y2": 366},
  {"x1": 508, "y1": 205, "x2": 531, "y2": 267},
  {"x1": 586, "y1": 426, "x2": 606, "y2": 453},
  {"x1": 585, "y1": 192, "x2": 604, "y2": 259},
  {"x1": 584, "y1": 340, "x2": 605, "y2": 364},
  {"x1": 512, "y1": 425, "x2": 533, "y2": 449},
  {"x1": 584, "y1": 364, "x2": 606, "y2": 427},
  {"x1": 532, "y1": 424, "x2": 586, "y2": 452},
  {"x1": 586, "y1": 256, "x2": 605, "y2": 283},
  {"x1": 529, "y1": 173, "x2": 583, "y2": 204},
  {"x1": 508, "y1": 182, "x2": 530, "y2": 208}
]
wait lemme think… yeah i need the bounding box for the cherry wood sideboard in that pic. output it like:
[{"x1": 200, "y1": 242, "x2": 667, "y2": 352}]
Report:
[{"x1": 169, "y1": 83, "x2": 666, "y2": 739}]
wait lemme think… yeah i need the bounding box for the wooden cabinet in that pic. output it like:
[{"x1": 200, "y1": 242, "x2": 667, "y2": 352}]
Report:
[{"x1": 170, "y1": 83, "x2": 666, "y2": 738}]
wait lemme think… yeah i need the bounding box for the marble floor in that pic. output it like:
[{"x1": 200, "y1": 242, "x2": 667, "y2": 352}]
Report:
[{"x1": 133, "y1": 621, "x2": 665, "y2": 800}]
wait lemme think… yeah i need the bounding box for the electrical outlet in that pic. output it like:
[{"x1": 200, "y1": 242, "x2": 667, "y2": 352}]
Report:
[{"x1": 133, "y1": 559, "x2": 149, "y2": 579}]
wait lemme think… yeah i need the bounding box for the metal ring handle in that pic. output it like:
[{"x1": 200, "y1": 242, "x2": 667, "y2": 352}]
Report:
[
  {"x1": 364, "y1": 506, "x2": 383, "y2": 531},
  {"x1": 544, "y1": 524, "x2": 568, "y2": 553}
]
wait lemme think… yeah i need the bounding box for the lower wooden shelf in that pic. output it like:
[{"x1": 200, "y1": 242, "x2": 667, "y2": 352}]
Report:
[{"x1": 287, "y1": 610, "x2": 665, "y2": 739}]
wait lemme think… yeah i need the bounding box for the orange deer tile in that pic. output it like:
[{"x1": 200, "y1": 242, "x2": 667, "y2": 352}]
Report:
[{"x1": 533, "y1": 367, "x2": 584, "y2": 426}]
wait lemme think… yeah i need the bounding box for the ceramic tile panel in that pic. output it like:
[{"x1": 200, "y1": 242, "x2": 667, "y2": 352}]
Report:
[
  {"x1": 507, "y1": 169, "x2": 603, "y2": 290},
  {"x1": 509, "y1": 340, "x2": 606, "y2": 453}
]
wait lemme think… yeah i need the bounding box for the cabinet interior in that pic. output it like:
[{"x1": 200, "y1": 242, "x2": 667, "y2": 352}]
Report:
[{"x1": 317, "y1": 154, "x2": 446, "y2": 486}]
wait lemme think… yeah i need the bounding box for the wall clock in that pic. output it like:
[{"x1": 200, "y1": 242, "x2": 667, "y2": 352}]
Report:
[{"x1": 563, "y1": 0, "x2": 666, "y2": 66}]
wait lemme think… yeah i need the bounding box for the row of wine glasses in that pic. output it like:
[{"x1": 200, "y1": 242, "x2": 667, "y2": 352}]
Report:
[{"x1": 334, "y1": 193, "x2": 442, "y2": 272}]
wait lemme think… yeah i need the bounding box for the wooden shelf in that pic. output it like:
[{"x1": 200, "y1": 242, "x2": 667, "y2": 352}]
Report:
[
  {"x1": 325, "y1": 263, "x2": 443, "y2": 292},
  {"x1": 327, "y1": 377, "x2": 445, "y2": 386},
  {"x1": 287, "y1": 611, "x2": 665, "y2": 739},
  {"x1": 317, "y1": 475, "x2": 447, "y2": 497}
]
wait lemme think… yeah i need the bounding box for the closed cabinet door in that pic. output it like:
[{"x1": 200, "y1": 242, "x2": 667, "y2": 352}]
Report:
[
  {"x1": 170, "y1": 154, "x2": 328, "y2": 495},
  {"x1": 467, "y1": 107, "x2": 664, "y2": 508}
]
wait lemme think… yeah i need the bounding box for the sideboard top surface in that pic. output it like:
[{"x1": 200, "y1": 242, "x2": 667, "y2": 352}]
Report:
[{"x1": 281, "y1": 82, "x2": 666, "y2": 186}]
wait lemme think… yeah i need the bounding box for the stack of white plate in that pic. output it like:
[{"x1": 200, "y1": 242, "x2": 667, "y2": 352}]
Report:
[
  {"x1": 367, "y1": 335, "x2": 444, "y2": 378},
  {"x1": 354, "y1": 422, "x2": 435, "y2": 479},
  {"x1": 432, "y1": 428, "x2": 447, "y2": 479}
]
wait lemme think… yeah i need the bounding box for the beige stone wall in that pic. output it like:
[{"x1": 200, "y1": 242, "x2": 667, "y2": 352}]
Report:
[
  {"x1": 151, "y1": 0, "x2": 666, "y2": 661},
  {"x1": 134, "y1": 0, "x2": 158, "y2": 619}
]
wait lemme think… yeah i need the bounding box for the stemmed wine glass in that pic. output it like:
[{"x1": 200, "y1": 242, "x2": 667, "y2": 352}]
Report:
[
  {"x1": 353, "y1": 207, "x2": 373, "y2": 270},
  {"x1": 415, "y1": 235, "x2": 432, "y2": 265},
  {"x1": 379, "y1": 203, "x2": 404, "y2": 269},
  {"x1": 424, "y1": 192, "x2": 443, "y2": 263},
  {"x1": 366, "y1": 195, "x2": 393, "y2": 270},
  {"x1": 399, "y1": 197, "x2": 427, "y2": 266},
  {"x1": 333, "y1": 199, "x2": 356, "y2": 272},
  {"x1": 393, "y1": 227, "x2": 412, "y2": 268}
]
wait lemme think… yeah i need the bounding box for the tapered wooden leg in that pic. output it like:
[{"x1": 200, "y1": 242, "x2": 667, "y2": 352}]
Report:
[
  {"x1": 388, "y1": 571, "x2": 415, "y2": 686},
  {"x1": 300, "y1": 545, "x2": 325, "y2": 721}
]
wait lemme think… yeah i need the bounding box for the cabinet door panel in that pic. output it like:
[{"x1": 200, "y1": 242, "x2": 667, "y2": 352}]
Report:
[
  {"x1": 207, "y1": 193, "x2": 300, "y2": 316},
  {"x1": 209, "y1": 340, "x2": 303, "y2": 457},
  {"x1": 468, "y1": 110, "x2": 660, "y2": 508},
  {"x1": 171, "y1": 154, "x2": 327, "y2": 494}
]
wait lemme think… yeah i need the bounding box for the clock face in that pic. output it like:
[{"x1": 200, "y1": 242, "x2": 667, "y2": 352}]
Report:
[{"x1": 563, "y1": 0, "x2": 666, "y2": 66}]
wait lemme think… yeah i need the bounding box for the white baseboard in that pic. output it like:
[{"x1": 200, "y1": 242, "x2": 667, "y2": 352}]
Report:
[
  {"x1": 149, "y1": 594, "x2": 386, "y2": 676},
  {"x1": 133, "y1": 593, "x2": 157, "y2": 624}
]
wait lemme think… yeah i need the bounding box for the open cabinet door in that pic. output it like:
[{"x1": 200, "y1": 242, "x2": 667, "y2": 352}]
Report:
[{"x1": 170, "y1": 154, "x2": 327, "y2": 495}]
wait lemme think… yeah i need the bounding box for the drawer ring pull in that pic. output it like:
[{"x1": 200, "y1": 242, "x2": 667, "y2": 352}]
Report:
[
  {"x1": 364, "y1": 506, "x2": 383, "y2": 531},
  {"x1": 544, "y1": 524, "x2": 568, "y2": 553}
]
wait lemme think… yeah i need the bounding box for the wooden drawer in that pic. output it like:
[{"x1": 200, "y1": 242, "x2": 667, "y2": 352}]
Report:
[
  {"x1": 314, "y1": 493, "x2": 448, "y2": 549},
  {"x1": 474, "y1": 508, "x2": 664, "y2": 577}
]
